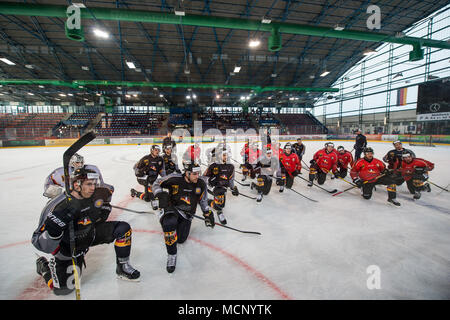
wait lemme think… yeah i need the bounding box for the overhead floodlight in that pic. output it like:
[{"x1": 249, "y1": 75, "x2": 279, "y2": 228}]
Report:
[
  {"x1": 271, "y1": 73, "x2": 277, "y2": 78},
  {"x1": 363, "y1": 49, "x2": 377, "y2": 56},
  {"x1": 72, "y1": 3, "x2": 86, "y2": 8},
  {"x1": 25, "y1": 64, "x2": 34, "y2": 69},
  {"x1": 192, "y1": 94, "x2": 197, "y2": 99},
  {"x1": 38, "y1": 85, "x2": 44, "y2": 88},
  {"x1": 0, "y1": 58, "x2": 15, "y2": 65},
  {"x1": 334, "y1": 24, "x2": 345, "y2": 31},
  {"x1": 27, "y1": 92, "x2": 34, "y2": 96},
  {"x1": 186, "y1": 95, "x2": 191, "y2": 99},
  {"x1": 59, "y1": 93, "x2": 66, "y2": 97},
  {"x1": 68, "y1": 93, "x2": 73, "y2": 96},
  {"x1": 216, "y1": 94, "x2": 220, "y2": 99},
  {"x1": 261, "y1": 16, "x2": 271, "y2": 24},
  {"x1": 249, "y1": 39, "x2": 261, "y2": 48},
  {"x1": 320, "y1": 70, "x2": 330, "y2": 77},
  {"x1": 159, "y1": 94, "x2": 164, "y2": 98},
  {"x1": 174, "y1": 9, "x2": 185, "y2": 16},
  {"x1": 81, "y1": 66, "x2": 89, "y2": 71},
  {"x1": 125, "y1": 94, "x2": 131, "y2": 98},
  {"x1": 184, "y1": 68, "x2": 190, "y2": 74},
  {"x1": 233, "y1": 66, "x2": 241, "y2": 73},
  {"x1": 93, "y1": 28, "x2": 109, "y2": 39},
  {"x1": 126, "y1": 61, "x2": 136, "y2": 69}
]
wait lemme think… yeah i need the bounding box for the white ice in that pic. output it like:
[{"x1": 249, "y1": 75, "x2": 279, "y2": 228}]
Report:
[{"x1": 0, "y1": 140, "x2": 449, "y2": 300}]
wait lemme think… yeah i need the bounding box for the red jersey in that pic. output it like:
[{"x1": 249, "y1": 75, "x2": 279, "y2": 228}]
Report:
[
  {"x1": 184, "y1": 145, "x2": 201, "y2": 161},
  {"x1": 241, "y1": 146, "x2": 261, "y2": 164},
  {"x1": 350, "y1": 157, "x2": 385, "y2": 181},
  {"x1": 337, "y1": 151, "x2": 354, "y2": 169},
  {"x1": 279, "y1": 152, "x2": 301, "y2": 174},
  {"x1": 313, "y1": 149, "x2": 338, "y2": 173},
  {"x1": 395, "y1": 158, "x2": 434, "y2": 181}
]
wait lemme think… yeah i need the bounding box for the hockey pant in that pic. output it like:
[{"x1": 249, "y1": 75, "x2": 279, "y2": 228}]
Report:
[
  {"x1": 160, "y1": 208, "x2": 192, "y2": 255},
  {"x1": 241, "y1": 163, "x2": 256, "y2": 179},
  {"x1": 309, "y1": 164, "x2": 327, "y2": 185},
  {"x1": 136, "y1": 175, "x2": 157, "y2": 202},
  {"x1": 406, "y1": 172, "x2": 429, "y2": 194},
  {"x1": 254, "y1": 175, "x2": 272, "y2": 195},
  {"x1": 210, "y1": 186, "x2": 227, "y2": 211},
  {"x1": 43, "y1": 221, "x2": 132, "y2": 295},
  {"x1": 361, "y1": 176, "x2": 397, "y2": 200},
  {"x1": 337, "y1": 166, "x2": 348, "y2": 178}
]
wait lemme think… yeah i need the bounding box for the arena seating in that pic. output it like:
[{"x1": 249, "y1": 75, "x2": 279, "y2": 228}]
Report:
[
  {"x1": 95, "y1": 113, "x2": 166, "y2": 136},
  {"x1": 0, "y1": 113, "x2": 68, "y2": 140},
  {"x1": 277, "y1": 113, "x2": 328, "y2": 134}
]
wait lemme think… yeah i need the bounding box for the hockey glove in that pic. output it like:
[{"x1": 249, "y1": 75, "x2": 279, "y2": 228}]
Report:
[
  {"x1": 310, "y1": 159, "x2": 316, "y2": 166},
  {"x1": 155, "y1": 191, "x2": 170, "y2": 209},
  {"x1": 353, "y1": 178, "x2": 363, "y2": 188},
  {"x1": 334, "y1": 171, "x2": 340, "y2": 179},
  {"x1": 203, "y1": 210, "x2": 215, "y2": 228},
  {"x1": 231, "y1": 186, "x2": 239, "y2": 196},
  {"x1": 45, "y1": 205, "x2": 77, "y2": 238}
]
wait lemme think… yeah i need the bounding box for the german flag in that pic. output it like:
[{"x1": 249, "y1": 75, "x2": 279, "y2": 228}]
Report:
[{"x1": 397, "y1": 87, "x2": 407, "y2": 106}]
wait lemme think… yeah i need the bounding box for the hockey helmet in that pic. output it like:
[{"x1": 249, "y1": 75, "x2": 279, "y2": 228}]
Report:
[
  {"x1": 337, "y1": 146, "x2": 345, "y2": 152},
  {"x1": 183, "y1": 160, "x2": 201, "y2": 174},
  {"x1": 70, "y1": 166, "x2": 99, "y2": 186},
  {"x1": 69, "y1": 153, "x2": 84, "y2": 169},
  {"x1": 363, "y1": 147, "x2": 374, "y2": 154}
]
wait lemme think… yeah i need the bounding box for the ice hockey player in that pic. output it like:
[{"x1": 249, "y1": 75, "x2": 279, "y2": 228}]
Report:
[
  {"x1": 183, "y1": 142, "x2": 202, "y2": 164},
  {"x1": 162, "y1": 131, "x2": 177, "y2": 151},
  {"x1": 308, "y1": 142, "x2": 339, "y2": 186},
  {"x1": 350, "y1": 147, "x2": 401, "y2": 206},
  {"x1": 336, "y1": 146, "x2": 354, "y2": 178},
  {"x1": 251, "y1": 149, "x2": 283, "y2": 201},
  {"x1": 162, "y1": 145, "x2": 181, "y2": 175},
  {"x1": 152, "y1": 160, "x2": 214, "y2": 273},
  {"x1": 240, "y1": 141, "x2": 261, "y2": 181},
  {"x1": 382, "y1": 140, "x2": 416, "y2": 184},
  {"x1": 279, "y1": 143, "x2": 301, "y2": 190},
  {"x1": 383, "y1": 140, "x2": 416, "y2": 169},
  {"x1": 206, "y1": 139, "x2": 231, "y2": 165},
  {"x1": 131, "y1": 145, "x2": 165, "y2": 210},
  {"x1": 292, "y1": 137, "x2": 306, "y2": 166},
  {"x1": 33, "y1": 166, "x2": 140, "y2": 296},
  {"x1": 354, "y1": 128, "x2": 367, "y2": 160},
  {"x1": 203, "y1": 149, "x2": 239, "y2": 224},
  {"x1": 43, "y1": 153, "x2": 113, "y2": 199},
  {"x1": 394, "y1": 150, "x2": 434, "y2": 199}
]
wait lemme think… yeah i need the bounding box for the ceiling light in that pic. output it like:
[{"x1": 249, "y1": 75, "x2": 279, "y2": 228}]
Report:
[
  {"x1": 159, "y1": 94, "x2": 164, "y2": 98},
  {"x1": 81, "y1": 66, "x2": 89, "y2": 71},
  {"x1": 68, "y1": 93, "x2": 73, "y2": 96},
  {"x1": 363, "y1": 49, "x2": 377, "y2": 56},
  {"x1": 25, "y1": 64, "x2": 34, "y2": 69},
  {"x1": 334, "y1": 24, "x2": 345, "y2": 31},
  {"x1": 233, "y1": 66, "x2": 241, "y2": 73},
  {"x1": 0, "y1": 58, "x2": 15, "y2": 65},
  {"x1": 261, "y1": 17, "x2": 271, "y2": 24},
  {"x1": 271, "y1": 73, "x2": 277, "y2": 77},
  {"x1": 73, "y1": 3, "x2": 86, "y2": 8},
  {"x1": 126, "y1": 61, "x2": 136, "y2": 69},
  {"x1": 192, "y1": 94, "x2": 197, "y2": 99},
  {"x1": 320, "y1": 71, "x2": 330, "y2": 77},
  {"x1": 186, "y1": 95, "x2": 191, "y2": 99},
  {"x1": 59, "y1": 93, "x2": 66, "y2": 97},
  {"x1": 38, "y1": 85, "x2": 44, "y2": 88},
  {"x1": 125, "y1": 94, "x2": 131, "y2": 98},
  {"x1": 27, "y1": 92, "x2": 34, "y2": 96},
  {"x1": 174, "y1": 10, "x2": 185, "y2": 16},
  {"x1": 93, "y1": 28, "x2": 109, "y2": 39},
  {"x1": 184, "y1": 68, "x2": 190, "y2": 74},
  {"x1": 133, "y1": 94, "x2": 138, "y2": 97},
  {"x1": 216, "y1": 94, "x2": 220, "y2": 99},
  {"x1": 249, "y1": 39, "x2": 261, "y2": 48}
]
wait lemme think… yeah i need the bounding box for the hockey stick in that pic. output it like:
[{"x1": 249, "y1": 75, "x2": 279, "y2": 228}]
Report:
[
  {"x1": 63, "y1": 131, "x2": 96, "y2": 300},
  {"x1": 296, "y1": 175, "x2": 338, "y2": 194},
  {"x1": 111, "y1": 204, "x2": 155, "y2": 214},
  {"x1": 332, "y1": 173, "x2": 386, "y2": 197},
  {"x1": 289, "y1": 188, "x2": 318, "y2": 202},
  {"x1": 192, "y1": 214, "x2": 261, "y2": 235},
  {"x1": 428, "y1": 181, "x2": 449, "y2": 192}
]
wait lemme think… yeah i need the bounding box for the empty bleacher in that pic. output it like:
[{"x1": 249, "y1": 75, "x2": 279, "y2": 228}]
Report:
[
  {"x1": 0, "y1": 113, "x2": 68, "y2": 140},
  {"x1": 277, "y1": 113, "x2": 328, "y2": 134},
  {"x1": 95, "y1": 113, "x2": 166, "y2": 136}
]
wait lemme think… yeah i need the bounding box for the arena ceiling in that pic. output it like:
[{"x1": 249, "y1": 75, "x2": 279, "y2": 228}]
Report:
[{"x1": 0, "y1": 0, "x2": 449, "y2": 108}]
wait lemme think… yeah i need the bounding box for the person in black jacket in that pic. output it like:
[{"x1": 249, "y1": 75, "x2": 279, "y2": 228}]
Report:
[{"x1": 354, "y1": 128, "x2": 367, "y2": 160}]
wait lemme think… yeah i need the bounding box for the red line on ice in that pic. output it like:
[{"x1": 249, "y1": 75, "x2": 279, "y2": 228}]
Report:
[{"x1": 12, "y1": 191, "x2": 292, "y2": 300}]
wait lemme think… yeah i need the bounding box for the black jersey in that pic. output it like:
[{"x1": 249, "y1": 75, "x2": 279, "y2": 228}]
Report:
[
  {"x1": 134, "y1": 154, "x2": 165, "y2": 178},
  {"x1": 383, "y1": 148, "x2": 416, "y2": 168},
  {"x1": 152, "y1": 173, "x2": 210, "y2": 217},
  {"x1": 204, "y1": 162, "x2": 235, "y2": 189},
  {"x1": 354, "y1": 134, "x2": 367, "y2": 150},
  {"x1": 292, "y1": 142, "x2": 305, "y2": 158},
  {"x1": 32, "y1": 187, "x2": 112, "y2": 258},
  {"x1": 162, "y1": 152, "x2": 180, "y2": 175},
  {"x1": 162, "y1": 137, "x2": 177, "y2": 149}
]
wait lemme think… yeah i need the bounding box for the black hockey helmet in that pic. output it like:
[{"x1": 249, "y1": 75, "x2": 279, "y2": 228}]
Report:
[
  {"x1": 337, "y1": 146, "x2": 345, "y2": 152},
  {"x1": 284, "y1": 142, "x2": 292, "y2": 149},
  {"x1": 70, "y1": 166, "x2": 99, "y2": 186},
  {"x1": 183, "y1": 160, "x2": 201, "y2": 173},
  {"x1": 363, "y1": 147, "x2": 374, "y2": 154},
  {"x1": 401, "y1": 150, "x2": 414, "y2": 158}
]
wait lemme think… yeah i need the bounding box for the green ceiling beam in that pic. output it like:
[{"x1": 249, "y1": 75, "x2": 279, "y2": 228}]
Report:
[
  {"x1": 0, "y1": 2, "x2": 449, "y2": 50},
  {"x1": 0, "y1": 79, "x2": 339, "y2": 93}
]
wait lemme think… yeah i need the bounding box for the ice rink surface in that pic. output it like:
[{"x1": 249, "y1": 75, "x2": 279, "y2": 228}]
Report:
[{"x1": 0, "y1": 139, "x2": 449, "y2": 300}]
